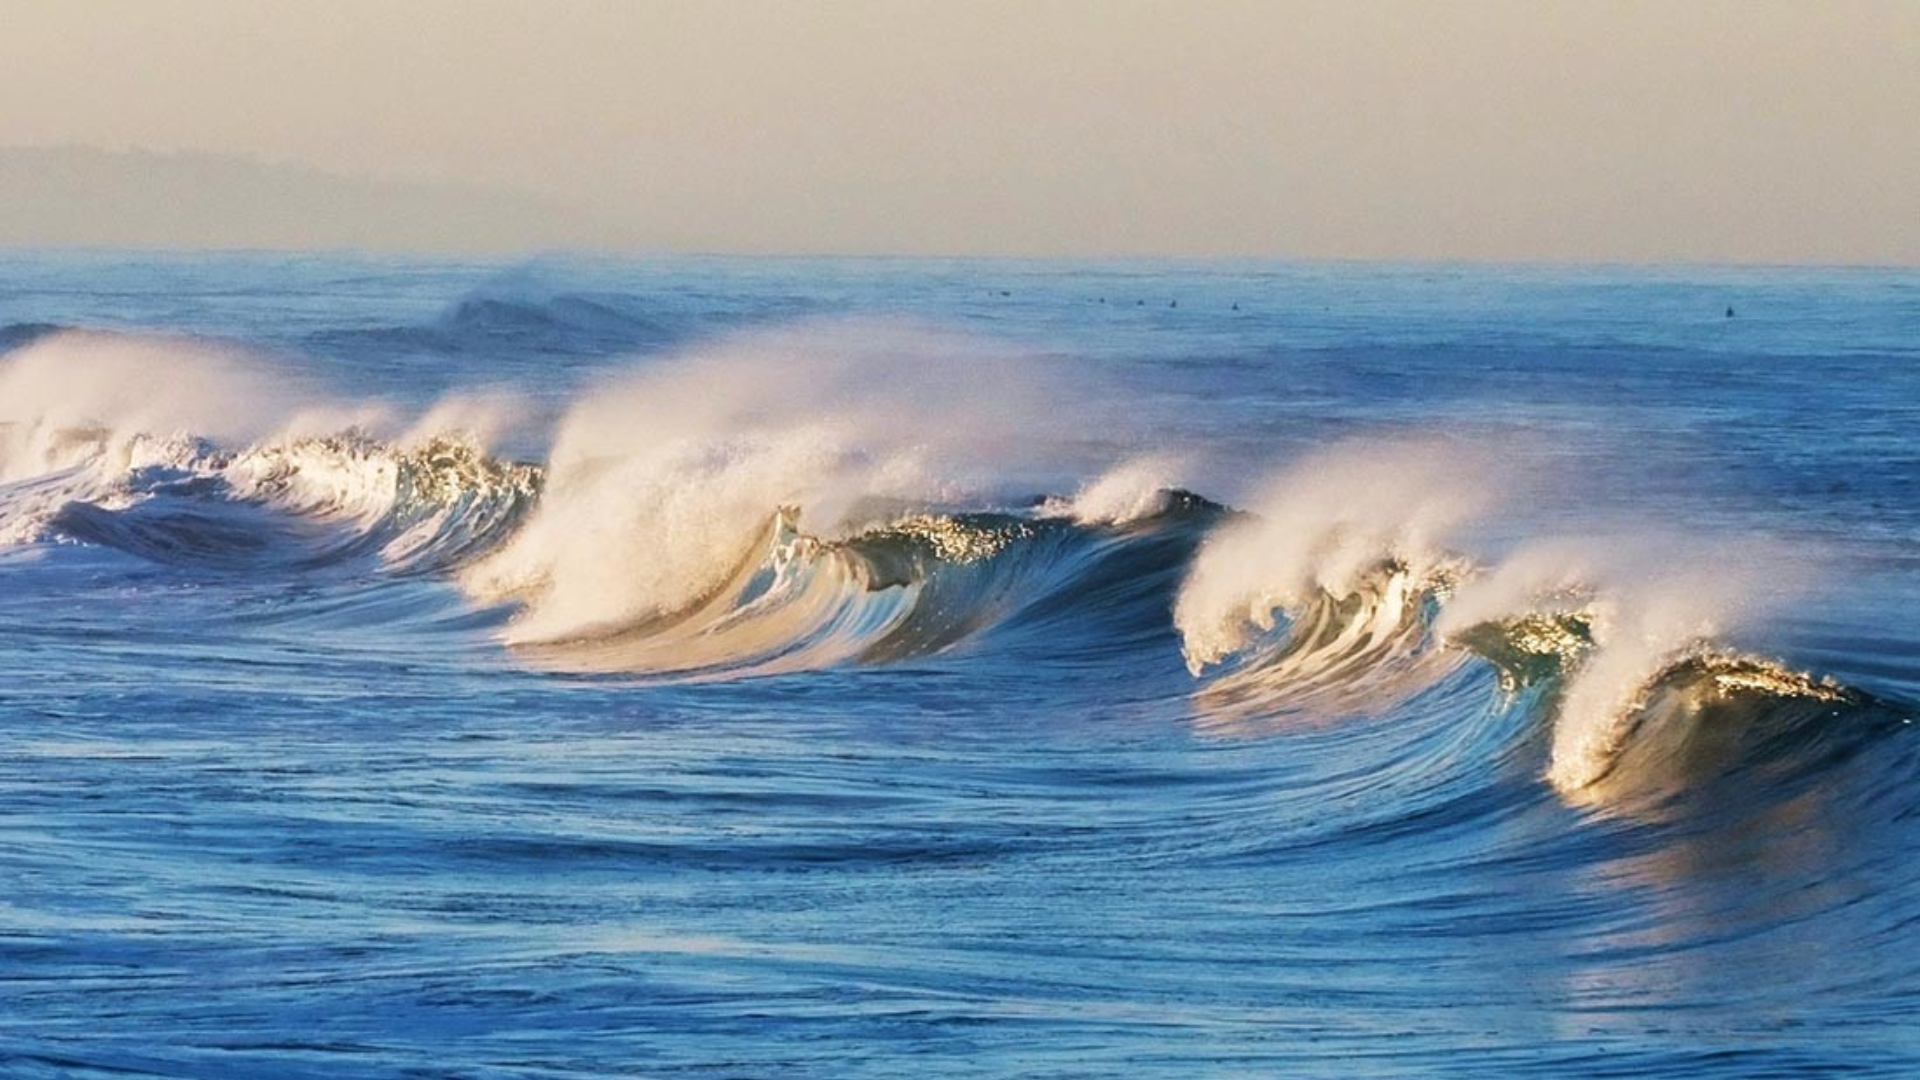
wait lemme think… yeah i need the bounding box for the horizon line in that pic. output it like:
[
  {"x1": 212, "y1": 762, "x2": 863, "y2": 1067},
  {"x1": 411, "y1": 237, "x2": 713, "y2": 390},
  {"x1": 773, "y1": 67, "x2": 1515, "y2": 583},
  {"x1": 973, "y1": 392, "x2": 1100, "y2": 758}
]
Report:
[{"x1": 0, "y1": 241, "x2": 1913, "y2": 274}]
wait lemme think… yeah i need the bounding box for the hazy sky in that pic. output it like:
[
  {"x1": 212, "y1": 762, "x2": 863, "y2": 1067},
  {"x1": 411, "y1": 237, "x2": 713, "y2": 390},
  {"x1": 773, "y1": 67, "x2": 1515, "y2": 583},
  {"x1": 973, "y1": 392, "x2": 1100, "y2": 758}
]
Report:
[{"x1": 1, "y1": 0, "x2": 1916, "y2": 262}]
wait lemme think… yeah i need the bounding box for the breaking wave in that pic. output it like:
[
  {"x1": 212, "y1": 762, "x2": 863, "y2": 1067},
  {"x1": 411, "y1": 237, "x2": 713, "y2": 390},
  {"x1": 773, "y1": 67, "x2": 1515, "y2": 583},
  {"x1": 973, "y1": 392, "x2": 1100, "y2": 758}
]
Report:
[
  {"x1": 0, "y1": 330, "x2": 538, "y2": 569},
  {"x1": 39, "y1": 433, "x2": 540, "y2": 572},
  {"x1": 1171, "y1": 440, "x2": 1905, "y2": 802},
  {"x1": 502, "y1": 499, "x2": 1217, "y2": 679},
  {"x1": 2, "y1": 323, "x2": 1909, "y2": 812}
]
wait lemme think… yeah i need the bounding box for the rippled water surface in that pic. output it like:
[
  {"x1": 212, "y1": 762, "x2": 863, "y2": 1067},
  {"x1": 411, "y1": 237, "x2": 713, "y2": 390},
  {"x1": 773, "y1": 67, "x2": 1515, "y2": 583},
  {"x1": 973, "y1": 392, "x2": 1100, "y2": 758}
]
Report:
[{"x1": 1, "y1": 254, "x2": 1917, "y2": 1078}]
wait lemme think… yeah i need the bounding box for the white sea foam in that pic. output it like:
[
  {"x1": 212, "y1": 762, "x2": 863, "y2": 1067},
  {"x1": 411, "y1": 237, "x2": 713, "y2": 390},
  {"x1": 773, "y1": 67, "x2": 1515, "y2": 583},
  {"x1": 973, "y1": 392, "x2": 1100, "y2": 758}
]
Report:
[
  {"x1": 0, "y1": 331, "x2": 528, "y2": 554},
  {"x1": 0, "y1": 331, "x2": 299, "y2": 483},
  {"x1": 1172, "y1": 433, "x2": 1825, "y2": 799},
  {"x1": 459, "y1": 320, "x2": 1111, "y2": 643},
  {"x1": 1040, "y1": 455, "x2": 1188, "y2": 526},
  {"x1": 1173, "y1": 437, "x2": 1498, "y2": 674},
  {"x1": 1438, "y1": 536, "x2": 1808, "y2": 792}
]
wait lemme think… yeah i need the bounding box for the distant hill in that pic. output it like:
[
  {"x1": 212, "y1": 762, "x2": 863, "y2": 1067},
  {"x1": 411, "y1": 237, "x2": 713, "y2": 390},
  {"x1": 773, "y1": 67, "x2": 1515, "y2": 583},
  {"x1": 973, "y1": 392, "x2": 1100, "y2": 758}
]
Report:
[{"x1": 0, "y1": 145, "x2": 628, "y2": 253}]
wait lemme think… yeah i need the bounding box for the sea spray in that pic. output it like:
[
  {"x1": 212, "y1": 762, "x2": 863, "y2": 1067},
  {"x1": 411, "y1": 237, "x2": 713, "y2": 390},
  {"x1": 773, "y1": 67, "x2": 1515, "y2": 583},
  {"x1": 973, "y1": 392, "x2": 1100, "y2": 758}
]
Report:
[
  {"x1": 1040, "y1": 455, "x2": 1190, "y2": 526},
  {"x1": 0, "y1": 330, "x2": 535, "y2": 566},
  {"x1": 459, "y1": 320, "x2": 1121, "y2": 644},
  {"x1": 1436, "y1": 536, "x2": 1812, "y2": 793},
  {"x1": 1173, "y1": 436, "x2": 1498, "y2": 675}
]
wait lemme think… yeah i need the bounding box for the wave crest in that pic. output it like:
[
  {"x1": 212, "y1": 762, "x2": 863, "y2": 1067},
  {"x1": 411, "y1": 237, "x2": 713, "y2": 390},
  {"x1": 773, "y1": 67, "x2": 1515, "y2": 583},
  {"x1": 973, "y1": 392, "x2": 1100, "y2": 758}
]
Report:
[
  {"x1": 505, "y1": 503, "x2": 1207, "y2": 678},
  {"x1": 0, "y1": 330, "x2": 537, "y2": 569},
  {"x1": 1175, "y1": 438, "x2": 1493, "y2": 674},
  {"x1": 459, "y1": 321, "x2": 1118, "y2": 645},
  {"x1": 1170, "y1": 439, "x2": 1891, "y2": 807}
]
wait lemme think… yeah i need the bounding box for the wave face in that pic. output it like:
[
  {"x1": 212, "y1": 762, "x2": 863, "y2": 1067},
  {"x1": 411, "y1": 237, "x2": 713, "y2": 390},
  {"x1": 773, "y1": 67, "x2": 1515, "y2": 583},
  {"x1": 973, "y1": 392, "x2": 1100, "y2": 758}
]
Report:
[
  {"x1": 39, "y1": 433, "x2": 540, "y2": 572},
  {"x1": 3, "y1": 257, "x2": 1918, "y2": 1080},
  {"x1": 1166, "y1": 440, "x2": 1900, "y2": 806},
  {"x1": 506, "y1": 503, "x2": 1215, "y2": 678},
  {"x1": 454, "y1": 321, "x2": 1124, "y2": 643},
  {"x1": 0, "y1": 332, "x2": 538, "y2": 571}
]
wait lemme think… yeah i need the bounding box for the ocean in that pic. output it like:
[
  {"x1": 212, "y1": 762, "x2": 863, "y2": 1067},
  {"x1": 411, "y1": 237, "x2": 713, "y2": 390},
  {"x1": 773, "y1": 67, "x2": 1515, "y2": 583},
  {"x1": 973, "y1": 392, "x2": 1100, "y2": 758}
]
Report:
[{"x1": 1, "y1": 252, "x2": 1915, "y2": 1078}]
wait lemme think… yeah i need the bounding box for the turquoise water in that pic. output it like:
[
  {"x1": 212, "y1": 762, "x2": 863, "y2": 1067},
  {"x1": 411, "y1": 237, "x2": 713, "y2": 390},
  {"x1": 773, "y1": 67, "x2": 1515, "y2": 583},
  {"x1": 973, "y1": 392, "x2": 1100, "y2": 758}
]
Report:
[{"x1": 1, "y1": 254, "x2": 1916, "y2": 1078}]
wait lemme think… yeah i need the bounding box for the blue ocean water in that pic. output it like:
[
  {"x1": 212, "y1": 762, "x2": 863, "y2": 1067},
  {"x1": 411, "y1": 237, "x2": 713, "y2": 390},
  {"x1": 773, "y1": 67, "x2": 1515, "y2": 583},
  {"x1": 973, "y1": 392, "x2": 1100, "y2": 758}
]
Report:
[{"x1": 1, "y1": 253, "x2": 1916, "y2": 1078}]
